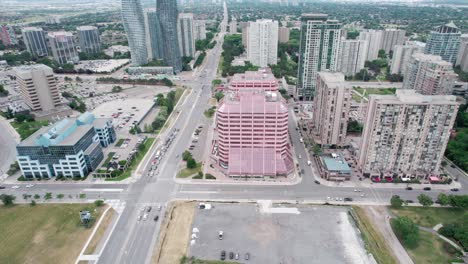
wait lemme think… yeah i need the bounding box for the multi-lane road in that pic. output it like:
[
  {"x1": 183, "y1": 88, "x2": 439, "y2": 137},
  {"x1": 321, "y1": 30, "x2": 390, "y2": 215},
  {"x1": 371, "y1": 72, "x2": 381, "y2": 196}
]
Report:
[{"x1": 0, "y1": 2, "x2": 467, "y2": 264}]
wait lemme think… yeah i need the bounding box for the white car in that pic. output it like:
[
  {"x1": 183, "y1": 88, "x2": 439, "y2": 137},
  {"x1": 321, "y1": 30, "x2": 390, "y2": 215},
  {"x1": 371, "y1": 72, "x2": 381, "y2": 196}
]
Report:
[
  {"x1": 11, "y1": 185, "x2": 20, "y2": 189},
  {"x1": 25, "y1": 184, "x2": 35, "y2": 188},
  {"x1": 218, "y1": 231, "x2": 224, "y2": 240},
  {"x1": 143, "y1": 213, "x2": 148, "y2": 221}
]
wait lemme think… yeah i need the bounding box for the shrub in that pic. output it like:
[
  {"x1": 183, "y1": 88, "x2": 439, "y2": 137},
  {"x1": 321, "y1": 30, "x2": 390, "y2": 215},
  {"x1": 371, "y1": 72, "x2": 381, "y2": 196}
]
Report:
[
  {"x1": 390, "y1": 195, "x2": 403, "y2": 209},
  {"x1": 205, "y1": 173, "x2": 216, "y2": 180},
  {"x1": 94, "y1": 200, "x2": 104, "y2": 207},
  {"x1": 182, "y1": 150, "x2": 192, "y2": 161},
  {"x1": 30, "y1": 200, "x2": 36, "y2": 206},
  {"x1": 0, "y1": 194, "x2": 16, "y2": 206},
  {"x1": 186, "y1": 158, "x2": 196, "y2": 169}
]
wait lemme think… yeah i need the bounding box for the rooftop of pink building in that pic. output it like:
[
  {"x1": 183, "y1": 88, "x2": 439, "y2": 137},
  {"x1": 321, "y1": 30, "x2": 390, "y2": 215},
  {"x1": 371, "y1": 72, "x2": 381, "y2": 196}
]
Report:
[
  {"x1": 218, "y1": 91, "x2": 288, "y2": 114},
  {"x1": 229, "y1": 69, "x2": 278, "y2": 91}
]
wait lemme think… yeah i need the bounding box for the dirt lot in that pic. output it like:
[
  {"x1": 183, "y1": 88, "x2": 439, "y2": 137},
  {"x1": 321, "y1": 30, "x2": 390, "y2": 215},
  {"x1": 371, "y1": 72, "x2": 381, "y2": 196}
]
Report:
[{"x1": 152, "y1": 201, "x2": 196, "y2": 264}]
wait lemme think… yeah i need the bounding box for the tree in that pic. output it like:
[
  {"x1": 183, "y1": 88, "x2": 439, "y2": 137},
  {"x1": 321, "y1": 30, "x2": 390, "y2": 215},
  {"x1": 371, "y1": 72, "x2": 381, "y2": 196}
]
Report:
[
  {"x1": 94, "y1": 200, "x2": 104, "y2": 207},
  {"x1": 378, "y1": 49, "x2": 387, "y2": 59},
  {"x1": 182, "y1": 150, "x2": 192, "y2": 161},
  {"x1": 391, "y1": 216, "x2": 419, "y2": 248},
  {"x1": 448, "y1": 195, "x2": 468, "y2": 209},
  {"x1": 0, "y1": 194, "x2": 16, "y2": 206},
  {"x1": 186, "y1": 157, "x2": 196, "y2": 169},
  {"x1": 33, "y1": 194, "x2": 40, "y2": 199},
  {"x1": 390, "y1": 195, "x2": 404, "y2": 209},
  {"x1": 44, "y1": 192, "x2": 52, "y2": 200},
  {"x1": 112, "y1": 86, "x2": 123, "y2": 93},
  {"x1": 56, "y1": 194, "x2": 64, "y2": 199},
  {"x1": 214, "y1": 91, "x2": 224, "y2": 102},
  {"x1": 0, "y1": 84, "x2": 9, "y2": 97},
  {"x1": 436, "y1": 193, "x2": 449, "y2": 206},
  {"x1": 417, "y1": 194, "x2": 433, "y2": 207},
  {"x1": 347, "y1": 120, "x2": 363, "y2": 133},
  {"x1": 30, "y1": 200, "x2": 36, "y2": 206}
]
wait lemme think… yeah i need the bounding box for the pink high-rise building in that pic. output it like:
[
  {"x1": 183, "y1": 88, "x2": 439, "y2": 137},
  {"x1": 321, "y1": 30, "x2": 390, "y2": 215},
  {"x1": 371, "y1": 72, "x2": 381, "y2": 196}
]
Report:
[
  {"x1": 0, "y1": 25, "x2": 17, "y2": 46},
  {"x1": 215, "y1": 90, "x2": 293, "y2": 177},
  {"x1": 228, "y1": 69, "x2": 279, "y2": 92}
]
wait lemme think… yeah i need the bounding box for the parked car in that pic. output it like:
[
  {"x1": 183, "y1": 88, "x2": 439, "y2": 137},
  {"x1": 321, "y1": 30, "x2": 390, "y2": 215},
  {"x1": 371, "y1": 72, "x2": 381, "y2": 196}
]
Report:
[
  {"x1": 450, "y1": 188, "x2": 459, "y2": 192},
  {"x1": 344, "y1": 198, "x2": 353, "y2": 201},
  {"x1": 314, "y1": 180, "x2": 321, "y2": 185},
  {"x1": 154, "y1": 216, "x2": 159, "y2": 222},
  {"x1": 218, "y1": 231, "x2": 224, "y2": 240},
  {"x1": 423, "y1": 187, "x2": 431, "y2": 191},
  {"x1": 406, "y1": 187, "x2": 413, "y2": 190},
  {"x1": 235, "y1": 253, "x2": 239, "y2": 260},
  {"x1": 220, "y1": 251, "x2": 226, "y2": 260},
  {"x1": 0, "y1": 186, "x2": 5, "y2": 189},
  {"x1": 245, "y1": 253, "x2": 250, "y2": 260},
  {"x1": 405, "y1": 200, "x2": 414, "y2": 204},
  {"x1": 147, "y1": 206, "x2": 152, "y2": 212},
  {"x1": 229, "y1": 252, "x2": 234, "y2": 259}
]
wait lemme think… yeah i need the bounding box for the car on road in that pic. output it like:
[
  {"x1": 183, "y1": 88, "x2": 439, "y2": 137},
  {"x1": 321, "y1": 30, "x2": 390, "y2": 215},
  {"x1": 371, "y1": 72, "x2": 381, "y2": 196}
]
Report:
[
  {"x1": 218, "y1": 231, "x2": 224, "y2": 240},
  {"x1": 0, "y1": 186, "x2": 5, "y2": 189},
  {"x1": 344, "y1": 198, "x2": 353, "y2": 201},
  {"x1": 143, "y1": 213, "x2": 148, "y2": 221},
  {"x1": 220, "y1": 251, "x2": 226, "y2": 260},
  {"x1": 25, "y1": 184, "x2": 35, "y2": 188},
  {"x1": 298, "y1": 154, "x2": 302, "y2": 159},
  {"x1": 154, "y1": 216, "x2": 159, "y2": 222},
  {"x1": 245, "y1": 253, "x2": 250, "y2": 260},
  {"x1": 423, "y1": 187, "x2": 431, "y2": 191},
  {"x1": 406, "y1": 187, "x2": 413, "y2": 190},
  {"x1": 137, "y1": 215, "x2": 142, "y2": 221},
  {"x1": 405, "y1": 200, "x2": 414, "y2": 204},
  {"x1": 229, "y1": 252, "x2": 234, "y2": 259},
  {"x1": 11, "y1": 185, "x2": 19, "y2": 189},
  {"x1": 314, "y1": 180, "x2": 320, "y2": 185},
  {"x1": 157, "y1": 205, "x2": 162, "y2": 211},
  {"x1": 450, "y1": 188, "x2": 459, "y2": 192},
  {"x1": 147, "y1": 206, "x2": 152, "y2": 212},
  {"x1": 235, "y1": 253, "x2": 239, "y2": 260}
]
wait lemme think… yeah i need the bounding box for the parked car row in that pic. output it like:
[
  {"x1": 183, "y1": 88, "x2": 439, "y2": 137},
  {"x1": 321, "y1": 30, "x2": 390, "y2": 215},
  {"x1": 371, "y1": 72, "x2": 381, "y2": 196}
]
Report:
[{"x1": 220, "y1": 250, "x2": 249, "y2": 261}]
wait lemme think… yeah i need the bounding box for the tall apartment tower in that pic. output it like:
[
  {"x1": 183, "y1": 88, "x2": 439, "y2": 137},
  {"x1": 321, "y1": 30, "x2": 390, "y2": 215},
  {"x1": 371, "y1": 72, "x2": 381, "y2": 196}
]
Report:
[
  {"x1": 247, "y1": 19, "x2": 278, "y2": 68},
  {"x1": 312, "y1": 72, "x2": 351, "y2": 147},
  {"x1": 381, "y1": 29, "x2": 406, "y2": 54},
  {"x1": 403, "y1": 53, "x2": 457, "y2": 95},
  {"x1": 13, "y1": 65, "x2": 61, "y2": 112},
  {"x1": 77, "y1": 26, "x2": 101, "y2": 54},
  {"x1": 121, "y1": 0, "x2": 148, "y2": 65},
  {"x1": 144, "y1": 8, "x2": 164, "y2": 60},
  {"x1": 229, "y1": 19, "x2": 237, "y2": 34},
  {"x1": 296, "y1": 14, "x2": 341, "y2": 100},
  {"x1": 337, "y1": 39, "x2": 368, "y2": 76},
  {"x1": 278, "y1": 27, "x2": 290, "y2": 43},
  {"x1": 456, "y1": 34, "x2": 468, "y2": 71},
  {"x1": 358, "y1": 30, "x2": 383, "y2": 61},
  {"x1": 425, "y1": 22, "x2": 461, "y2": 65},
  {"x1": 157, "y1": 0, "x2": 182, "y2": 72},
  {"x1": 177, "y1": 13, "x2": 196, "y2": 57},
  {"x1": 193, "y1": 20, "x2": 206, "y2": 40},
  {"x1": 48, "y1": 32, "x2": 79, "y2": 65},
  {"x1": 242, "y1": 23, "x2": 249, "y2": 47},
  {"x1": 390, "y1": 41, "x2": 425, "y2": 75},
  {"x1": 22, "y1": 27, "x2": 48, "y2": 58},
  {"x1": 359, "y1": 90, "x2": 459, "y2": 178},
  {"x1": 0, "y1": 25, "x2": 17, "y2": 46}
]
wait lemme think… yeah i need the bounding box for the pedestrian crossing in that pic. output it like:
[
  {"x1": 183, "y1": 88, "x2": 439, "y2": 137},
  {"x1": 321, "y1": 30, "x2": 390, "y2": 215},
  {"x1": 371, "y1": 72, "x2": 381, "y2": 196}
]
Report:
[{"x1": 105, "y1": 199, "x2": 126, "y2": 214}]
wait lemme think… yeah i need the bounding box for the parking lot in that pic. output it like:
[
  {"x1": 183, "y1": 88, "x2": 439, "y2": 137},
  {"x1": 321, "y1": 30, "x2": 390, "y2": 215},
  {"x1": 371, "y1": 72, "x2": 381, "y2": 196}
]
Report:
[{"x1": 189, "y1": 203, "x2": 374, "y2": 264}]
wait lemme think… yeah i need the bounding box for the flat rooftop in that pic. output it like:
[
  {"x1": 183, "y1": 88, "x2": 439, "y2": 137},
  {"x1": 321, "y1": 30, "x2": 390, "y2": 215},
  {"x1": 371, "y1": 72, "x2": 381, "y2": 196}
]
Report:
[
  {"x1": 371, "y1": 89, "x2": 458, "y2": 105},
  {"x1": 218, "y1": 91, "x2": 288, "y2": 114},
  {"x1": 321, "y1": 155, "x2": 351, "y2": 173},
  {"x1": 92, "y1": 98, "x2": 154, "y2": 125}
]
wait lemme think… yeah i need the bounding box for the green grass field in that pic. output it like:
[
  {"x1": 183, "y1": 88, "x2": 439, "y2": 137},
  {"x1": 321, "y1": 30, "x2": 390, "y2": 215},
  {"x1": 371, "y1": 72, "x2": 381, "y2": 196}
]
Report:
[
  {"x1": 352, "y1": 207, "x2": 397, "y2": 264},
  {"x1": 0, "y1": 204, "x2": 104, "y2": 264},
  {"x1": 352, "y1": 87, "x2": 397, "y2": 99},
  {"x1": 11, "y1": 120, "x2": 49, "y2": 140},
  {"x1": 177, "y1": 162, "x2": 202, "y2": 178},
  {"x1": 403, "y1": 229, "x2": 463, "y2": 264},
  {"x1": 390, "y1": 207, "x2": 468, "y2": 228}
]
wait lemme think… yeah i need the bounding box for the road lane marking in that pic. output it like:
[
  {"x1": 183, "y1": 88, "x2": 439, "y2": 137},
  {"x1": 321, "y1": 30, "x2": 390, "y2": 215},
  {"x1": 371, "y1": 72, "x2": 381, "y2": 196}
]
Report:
[
  {"x1": 179, "y1": 191, "x2": 219, "y2": 194},
  {"x1": 83, "y1": 188, "x2": 124, "y2": 192}
]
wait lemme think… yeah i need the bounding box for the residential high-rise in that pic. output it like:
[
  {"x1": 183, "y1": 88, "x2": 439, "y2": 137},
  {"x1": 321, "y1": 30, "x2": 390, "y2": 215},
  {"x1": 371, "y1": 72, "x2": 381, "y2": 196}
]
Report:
[
  {"x1": 425, "y1": 22, "x2": 461, "y2": 65},
  {"x1": 456, "y1": 34, "x2": 468, "y2": 71},
  {"x1": 215, "y1": 90, "x2": 293, "y2": 177},
  {"x1": 296, "y1": 14, "x2": 341, "y2": 100},
  {"x1": 337, "y1": 39, "x2": 368, "y2": 76},
  {"x1": 22, "y1": 27, "x2": 48, "y2": 58},
  {"x1": 358, "y1": 30, "x2": 383, "y2": 61},
  {"x1": 121, "y1": 0, "x2": 148, "y2": 65},
  {"x1": 193, "y1": 20, "x2": 206, "y2": 40},
  {"x1": 247, "y1": 19, "x2": 278, "y2": 67},
  {"x1": 229, "y1": 19, "x2": 237, "y2": 34},
  {"x1": 77, "y1": 26, "x2": 101, "y2": 54},
  {"x1": 403, "y1": 53, "x2": 457, "y2": 95},
  {"x1": 144, "y1": 8, "x2": 164, "y2": 60},
  {"x1": 242, "y1": 23, "x2": 249, "y2": 47},
  {"x1": 312, "y1": 72, "x2": 351, "y2": 147},
  {"x1": 381, "y1": 29, "x2": 406, "y2": 54},
  {"x1": 13, "y1": 65, "x2": 62, "y2": 112},
  {"x1": 48, "y1": 31, "x2": 79, "y2": 65},
  {"x1": 177, "y1": 13, "x2": 196, "y2": 57},
  {"x1": 278, "y1": 27, "x2": 290, "y2": 43},
  {"x1": 16, "y1": 112, "x2": 115, "y2": 179},
  {"x1": 157, "y1": 0, "x2": 182, "y2": 72},
  {"x1": 359, "y1": 89, "x2": 459, "y2": 179},
  {"x1": 0, "y1": 25, "x2": 17, "y2": 46},
  {"x1": 390, "y1": 41, "x2": 425, "y2": 75}
]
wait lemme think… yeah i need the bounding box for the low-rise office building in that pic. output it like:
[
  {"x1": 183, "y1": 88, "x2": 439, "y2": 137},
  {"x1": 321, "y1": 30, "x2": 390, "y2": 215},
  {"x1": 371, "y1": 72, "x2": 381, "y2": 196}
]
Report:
[{"x1": 16, "y1": 112, "x2": 115, "y2": 179}]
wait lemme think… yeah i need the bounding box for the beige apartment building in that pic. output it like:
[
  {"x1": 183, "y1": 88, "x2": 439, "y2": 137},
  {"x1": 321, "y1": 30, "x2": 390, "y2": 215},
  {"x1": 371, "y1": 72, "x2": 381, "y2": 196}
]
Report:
[
  {"x1": 312, "y1": 72, "x2": 351, "y2": 147},
  {"x1": 13, "y1": 65, "x2": 61, "y2": 112},
  {"x1": 403, "y1": 53, "x2": 457, "y2": 95},
  {"x1": 358, "y1": 90, "x2": 459, "y2": 179}
]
